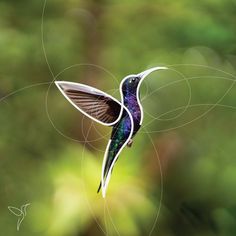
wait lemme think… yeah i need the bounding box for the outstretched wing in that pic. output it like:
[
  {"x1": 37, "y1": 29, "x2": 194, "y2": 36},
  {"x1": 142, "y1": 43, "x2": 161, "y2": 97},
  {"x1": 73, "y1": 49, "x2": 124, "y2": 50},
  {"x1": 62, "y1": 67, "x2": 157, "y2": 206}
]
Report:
[
  {"x1": 99, "y1": 109, "x2": 134, "y2": 197},
  {"x1": 8, "y1": 206, "x2": 22, "y2": 217},
  {"x1": 55, "y1": 81, "x2": 122, "y2": 126}
]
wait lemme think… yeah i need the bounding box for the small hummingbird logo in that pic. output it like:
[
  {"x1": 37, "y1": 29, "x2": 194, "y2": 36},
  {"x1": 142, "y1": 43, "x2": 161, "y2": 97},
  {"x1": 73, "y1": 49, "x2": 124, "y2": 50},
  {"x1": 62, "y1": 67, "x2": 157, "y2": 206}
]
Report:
[
  {"x1": 55, "y1": 66, "x2": 167, "y2": 197},
  {"x1": 8, "y1": 203, "x2": 30, "y2": 231}
]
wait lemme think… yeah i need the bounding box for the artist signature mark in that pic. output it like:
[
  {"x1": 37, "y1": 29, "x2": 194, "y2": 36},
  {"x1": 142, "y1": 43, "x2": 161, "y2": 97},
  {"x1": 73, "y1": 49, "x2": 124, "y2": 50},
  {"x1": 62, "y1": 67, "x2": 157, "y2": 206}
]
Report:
[{"x1": 8, "y1": 203, "x2": 30, "y2": 231}]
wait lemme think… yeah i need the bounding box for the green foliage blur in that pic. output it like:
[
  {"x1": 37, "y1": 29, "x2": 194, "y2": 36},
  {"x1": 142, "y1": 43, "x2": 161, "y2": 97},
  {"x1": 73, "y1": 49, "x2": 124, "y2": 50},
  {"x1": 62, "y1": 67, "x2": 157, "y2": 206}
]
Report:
[{"x1": 1, "y1": 0, "x2": 236, "y2": 235}]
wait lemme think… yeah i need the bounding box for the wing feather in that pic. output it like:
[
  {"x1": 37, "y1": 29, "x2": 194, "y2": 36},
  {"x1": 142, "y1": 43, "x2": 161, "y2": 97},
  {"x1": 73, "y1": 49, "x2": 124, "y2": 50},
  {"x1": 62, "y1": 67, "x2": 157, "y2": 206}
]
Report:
[{"x1": 55, "y1": 81, "x2": 122, "y2": 126}]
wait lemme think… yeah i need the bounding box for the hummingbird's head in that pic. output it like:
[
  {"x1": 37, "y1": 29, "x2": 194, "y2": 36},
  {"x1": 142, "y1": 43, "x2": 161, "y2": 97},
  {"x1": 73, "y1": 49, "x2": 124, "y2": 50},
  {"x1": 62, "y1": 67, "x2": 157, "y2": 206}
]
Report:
[
  {"x1": 121, "y1": 75, "x2": 140, "y2": 95},
  {"x1": 121, "y1": 66, "x2": 168, "y2": 97}
]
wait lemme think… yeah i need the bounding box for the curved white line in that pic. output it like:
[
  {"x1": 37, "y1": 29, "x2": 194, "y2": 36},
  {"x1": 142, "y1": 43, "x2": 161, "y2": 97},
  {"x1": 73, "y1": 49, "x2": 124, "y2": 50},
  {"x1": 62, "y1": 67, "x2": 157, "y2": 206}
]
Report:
[
  {"x1": 8, "y1": 207, "x2": 22, "y2": 217},
  {"x1": 136, "y1": 67, "x2": 168, "y2": 125},
  {"x1": 55, "y1": 81, "x2": 124, "y2": 127}
]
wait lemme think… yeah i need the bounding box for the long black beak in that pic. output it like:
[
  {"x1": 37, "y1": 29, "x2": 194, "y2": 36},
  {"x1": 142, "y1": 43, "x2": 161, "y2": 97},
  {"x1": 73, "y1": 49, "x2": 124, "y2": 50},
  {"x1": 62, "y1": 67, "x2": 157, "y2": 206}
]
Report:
[{"x1": 137, "y1": 66, "x2": 168, "y2": 82}]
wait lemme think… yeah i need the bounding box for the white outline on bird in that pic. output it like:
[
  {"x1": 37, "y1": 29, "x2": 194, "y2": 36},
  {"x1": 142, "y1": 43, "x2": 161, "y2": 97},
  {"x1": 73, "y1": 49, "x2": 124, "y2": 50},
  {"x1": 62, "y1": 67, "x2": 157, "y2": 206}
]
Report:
[{"x1": 55, "y1": 66, "x2": 167, "y2": 197}]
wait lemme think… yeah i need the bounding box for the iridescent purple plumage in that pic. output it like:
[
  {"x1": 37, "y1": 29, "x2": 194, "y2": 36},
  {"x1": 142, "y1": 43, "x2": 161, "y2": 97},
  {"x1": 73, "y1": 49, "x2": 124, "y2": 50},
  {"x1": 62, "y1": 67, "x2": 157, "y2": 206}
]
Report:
[{"x1": 122, "y1": 76, "x2": 142, "y2": 136}]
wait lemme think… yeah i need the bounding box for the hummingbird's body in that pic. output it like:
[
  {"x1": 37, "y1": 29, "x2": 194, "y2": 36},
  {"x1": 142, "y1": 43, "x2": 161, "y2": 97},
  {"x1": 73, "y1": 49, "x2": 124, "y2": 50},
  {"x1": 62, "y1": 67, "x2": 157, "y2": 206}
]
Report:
[
  {"x1": 55, "y1": 66, "x2": 167, "y2": 197},
  {"x1": 102, "y1": 77, "x2": 142, "y2": 183}
]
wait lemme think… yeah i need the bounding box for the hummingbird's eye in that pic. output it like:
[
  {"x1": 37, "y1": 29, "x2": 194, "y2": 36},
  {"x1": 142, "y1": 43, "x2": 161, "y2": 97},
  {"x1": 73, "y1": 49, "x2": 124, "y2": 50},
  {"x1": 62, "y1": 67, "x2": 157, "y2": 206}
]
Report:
[{"x1": 131, "y1": 78, "x2": 136, "y2": 82}]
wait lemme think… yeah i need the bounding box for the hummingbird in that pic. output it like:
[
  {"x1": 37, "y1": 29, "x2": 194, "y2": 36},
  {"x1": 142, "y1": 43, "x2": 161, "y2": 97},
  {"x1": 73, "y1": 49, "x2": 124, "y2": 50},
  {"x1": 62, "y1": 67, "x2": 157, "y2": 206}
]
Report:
[
  {"x1": 55, "y1": 66, "x2": 167, "y2": 197},
  {"x1": 8, "y1": 203, "x2": 30, "y2": 231}
]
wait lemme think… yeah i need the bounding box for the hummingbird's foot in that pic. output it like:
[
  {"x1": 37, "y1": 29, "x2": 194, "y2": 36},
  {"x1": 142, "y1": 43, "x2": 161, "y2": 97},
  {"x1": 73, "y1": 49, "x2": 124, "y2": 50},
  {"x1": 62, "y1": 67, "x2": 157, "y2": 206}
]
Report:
[{"x1": 127, "y1": 139, "x2": 133, "y2": 147}]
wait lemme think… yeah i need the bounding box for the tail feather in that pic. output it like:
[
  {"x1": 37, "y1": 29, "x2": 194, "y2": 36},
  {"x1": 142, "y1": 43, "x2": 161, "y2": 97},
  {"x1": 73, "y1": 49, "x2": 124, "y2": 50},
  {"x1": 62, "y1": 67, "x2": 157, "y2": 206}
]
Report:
[{"x1": 97, "y1": 181, "x2": 102, "y2": 193}]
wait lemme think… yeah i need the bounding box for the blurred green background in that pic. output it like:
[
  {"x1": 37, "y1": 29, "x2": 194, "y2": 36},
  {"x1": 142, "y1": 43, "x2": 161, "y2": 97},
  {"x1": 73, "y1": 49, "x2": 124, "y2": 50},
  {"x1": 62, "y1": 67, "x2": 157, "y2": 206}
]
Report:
[{"x1": 1, "y1": 0, "x2": 236, "y2": 235}]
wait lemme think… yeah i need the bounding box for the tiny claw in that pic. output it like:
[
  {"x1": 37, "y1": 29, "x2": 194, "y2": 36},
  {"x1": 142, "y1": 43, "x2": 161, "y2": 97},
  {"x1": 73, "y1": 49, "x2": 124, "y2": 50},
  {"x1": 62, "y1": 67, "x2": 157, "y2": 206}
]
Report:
[{"x1": 127, "y1": 139, "x2": 133, "y2": 147}]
